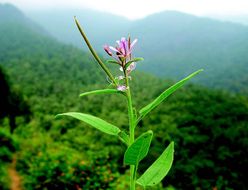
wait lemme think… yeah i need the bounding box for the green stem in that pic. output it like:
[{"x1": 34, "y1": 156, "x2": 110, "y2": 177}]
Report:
[
  {"x1": 125, "y1": 71, "x2": 136, "y2": 190},
  {"x1": 74, "y1": 17, "x2": 117, "y2": 85}
]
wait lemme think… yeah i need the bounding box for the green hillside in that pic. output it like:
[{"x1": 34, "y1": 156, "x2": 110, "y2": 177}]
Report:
[{"x1": 0, "y1": 4, "x2": 248, "y2": 190}]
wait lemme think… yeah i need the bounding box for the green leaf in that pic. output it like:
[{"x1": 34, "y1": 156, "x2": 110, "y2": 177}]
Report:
[
  {"x1": 137, "y1": 142, "x2": 174, "y2": 187},
  {"x1": 56, "y1": 112, "x2": 120, "y2": 136},
  {"x1": 124, "y1": 130, "x2": 153, "y2": 165},
  {"x1": 125, "y1": 57, "x2": 144, "y2": 70},
  {"x1": 138, "y1": 69, "x2": 203, "y2": 122},
  {"x1": 106, "y1": 59, "x2": 120, "y2": 65},
  {"x1": 80, "y1": 89, "x2": 124, "y2": 97}
]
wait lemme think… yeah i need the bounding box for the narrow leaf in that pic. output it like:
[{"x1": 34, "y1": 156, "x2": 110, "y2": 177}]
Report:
[
  {"x1": 74, "y1": 17, "x2": 117, "y2": 85},
  {"x1": 124, "y1": 130, "x2": 153, "y2": 165},
  {"x1": 125, "y1": 57, "x2": 144, "y2": 70},
  {"x1": 56, "y1": 112, "x2": 120, "y2": 136},
  {"x1": 137, "y1": 142, "x2": 174, "y2": 187},
  {"x1": 132, "y1": 57, "x2": 144, "y2": 62},
  {"x1": 106, "y1": 59, "x2": 120, "y2": 65},
  {"x1": 138, "y1": 69, "x2": 203, "y2": 121},
  {"x1": 118, "y1": 131, "x2": 130, "y2": 146},
  {"x1": 80, "y1": 89, "x2": 124, "y2": 97}
]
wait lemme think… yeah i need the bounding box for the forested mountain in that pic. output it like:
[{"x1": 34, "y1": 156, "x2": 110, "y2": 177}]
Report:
[
  {"x1": 29, "y1": 9, "x2": 248, "y2": 94},
  {"x1": 0, "y1": 3, "x2": 248, "y2": 190},
  {"x1": 0, "y1": 4, "x2": 48, "y2": 36},
  {"x1": 0, "y1": 3, "x2": 106, "y2": 115}
]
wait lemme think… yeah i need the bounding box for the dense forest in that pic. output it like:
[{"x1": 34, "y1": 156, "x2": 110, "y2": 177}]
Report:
[{"x1": 0, "y1": 3, "x2": 248, "y2": 190}]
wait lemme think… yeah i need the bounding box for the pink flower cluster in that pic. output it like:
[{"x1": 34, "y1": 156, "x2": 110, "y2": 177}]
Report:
[{"x1": 104, "y1": 37, "x2": 138, "y2": 91}]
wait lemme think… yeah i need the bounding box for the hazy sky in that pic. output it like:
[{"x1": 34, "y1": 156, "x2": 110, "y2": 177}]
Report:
[{"x1": 1, "y1": 0, "x2": 248, "y2": 19}]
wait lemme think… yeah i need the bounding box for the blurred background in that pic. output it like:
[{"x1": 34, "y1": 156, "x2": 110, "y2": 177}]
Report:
[{"x1": 0, "y1": 0, "x2": 248, "y2": 189}]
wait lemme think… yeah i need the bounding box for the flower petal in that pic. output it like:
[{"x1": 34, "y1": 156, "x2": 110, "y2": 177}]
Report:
[
  {"x1": 131, "y1": 39, "x2": 138, "y2": 49},
  {"x1": 121, "y1": 37, "x2": 126, "y2": 42},
  {"x1": 109, "y1": 46, "x2": 119, "y2": 52}
]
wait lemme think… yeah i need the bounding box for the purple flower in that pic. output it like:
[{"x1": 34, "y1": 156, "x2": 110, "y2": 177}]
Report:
[
  {"x1": 104, "y1": 36, "x2": 137, "y2": 65},
  {"x1": 104, "y1": 36, "x2": 139, "y2": 90},
  {"x1": 110, "y1": 37, "x2": 137, "y2": 59}
]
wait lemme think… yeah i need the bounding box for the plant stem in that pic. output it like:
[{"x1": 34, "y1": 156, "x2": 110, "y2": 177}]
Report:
[{"x1": 125, "y1": 71, "x2": 136, "y2": 190}]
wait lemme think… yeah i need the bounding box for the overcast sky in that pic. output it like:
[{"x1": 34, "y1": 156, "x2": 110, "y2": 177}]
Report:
[{"x1": 1, "y1": 0, "x2": 248, "y2": 19}]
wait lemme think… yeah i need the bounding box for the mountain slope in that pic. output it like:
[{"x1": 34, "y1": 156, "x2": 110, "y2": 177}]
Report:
[
  {"x1": 0, "y1": 3, "x2": 106, "y2": 115},
  {"x1": 0, "y1": 3, "x2": 48, "y2": 36}
]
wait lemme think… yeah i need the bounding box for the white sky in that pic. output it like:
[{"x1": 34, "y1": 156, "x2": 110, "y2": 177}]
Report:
[{"x1": 1, "y1": 0, "x2": 248, "y2": 19}]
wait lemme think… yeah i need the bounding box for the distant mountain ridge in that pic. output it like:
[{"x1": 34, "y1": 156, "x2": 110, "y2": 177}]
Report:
[
  {"x1": 207, "y1": 14, "x2": 248, "y2": 26},
  {"x1": 0, "y1": 3, "x2": 23, "y2": 22}
]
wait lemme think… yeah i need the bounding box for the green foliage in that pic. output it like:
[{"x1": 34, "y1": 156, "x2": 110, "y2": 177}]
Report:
[
  {"x1": 0, "y1": 128, "x2": 18, "y2": 162},
  {"x1": 0, "y1": 164, "x2": 10, "y2": 190},
  {"x1": 17, "y1": 141, "x2": 118, "y2": 190},
  {"x1": 106, "y1": 59, "x2": 120, "y2": 65},
  {"x1": 0, "y1": 66, "x2": 10, "y2": 118},
  {"x1": 137, "y1": 142, "x2": 174, "y2": 187},
  {"x1": 80, "y1": 88, "x2": 124, "y2": 97},
  {"x1": 0, "y1": 128, "x2": 17, "y2": 190},
  {"x1": 118, "y1": 131, "x2": 130, "y2": 146},
  {"x1": 124, "y1": 131, "x2": 153, "y2": 165},
  {"x1": 114, "y1": 170, "x2": 166, "y2": 190},
  {"x1": 138, "y1": 87, "x2": 248, "y2": 189},
  {"x1": 0, "y1": 66, "x2": 30, "y2": 132},
  {"x1": 138, "y1": 69, "x2": 202, "y2": 122},
  {"x1": 56, "y1": 112, "x2": 121, "y2": 136},
  {"x1": 125, "y1": 57, "x2": 144, "y2": 70}
]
